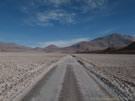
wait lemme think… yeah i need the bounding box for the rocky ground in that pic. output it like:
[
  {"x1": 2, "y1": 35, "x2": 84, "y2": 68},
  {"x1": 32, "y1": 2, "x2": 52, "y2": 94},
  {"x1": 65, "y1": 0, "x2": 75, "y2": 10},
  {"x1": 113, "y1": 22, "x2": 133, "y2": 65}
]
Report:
[
  {"x1": 0, "y1": 52, "x2": 65, "y2": 101},
  {"x1": 74, "y1": 54, "x2": 135, "y2": 101}
]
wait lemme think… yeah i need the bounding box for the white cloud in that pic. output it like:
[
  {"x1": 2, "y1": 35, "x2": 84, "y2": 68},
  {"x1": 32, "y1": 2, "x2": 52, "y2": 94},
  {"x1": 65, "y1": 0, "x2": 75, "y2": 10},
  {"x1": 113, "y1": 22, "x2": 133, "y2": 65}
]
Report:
[
  {"x1": 39, "y1": 38, "x2": 89, "y2": 47},
  {"x1": 36, "y1": 9, "x2": 75, "y2": 25},
  {"x1": 87, "y1": 0, "x2": 105, "y2": 8},
  {"x1": 48, "y1": 0, "x2": 70, "y2": 6},
  {"x1": 41, "y1": 0, "x2": 106, "y2": 9},
  {"x1": 21, "y1": 0, "x2": 116, "y2": 26}
]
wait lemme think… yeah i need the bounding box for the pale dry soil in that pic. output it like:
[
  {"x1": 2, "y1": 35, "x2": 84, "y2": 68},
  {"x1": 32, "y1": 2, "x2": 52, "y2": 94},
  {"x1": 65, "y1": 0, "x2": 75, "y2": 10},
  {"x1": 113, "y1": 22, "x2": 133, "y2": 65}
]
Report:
[
  {"x1": 22, "y1": 55, "x2": 117, "y2": 101},
  {"x1": 74, "y1": 54, "x2": 135, "y2": 101},
  {"x1": 0, "y1": 52, "x2": 65, "y2": 101}
]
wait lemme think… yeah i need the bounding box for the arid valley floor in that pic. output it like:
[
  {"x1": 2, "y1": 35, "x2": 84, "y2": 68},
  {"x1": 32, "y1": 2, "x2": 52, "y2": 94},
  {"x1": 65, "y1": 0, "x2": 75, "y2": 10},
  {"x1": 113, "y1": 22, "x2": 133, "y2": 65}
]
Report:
[
  {"x1": 0, "y1": 52, "x2": 134, "y2": 101},
  {"x1": 0, "y1": 52, "x2": 65, "y2": 101}
]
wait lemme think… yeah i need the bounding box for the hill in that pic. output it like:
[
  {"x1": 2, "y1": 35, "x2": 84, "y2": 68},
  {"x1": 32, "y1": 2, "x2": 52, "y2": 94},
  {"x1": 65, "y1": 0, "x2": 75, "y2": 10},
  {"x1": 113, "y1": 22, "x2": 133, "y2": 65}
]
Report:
[
  {"x1": 113, "y1": 42, "x2": 135, "y2": 54},
  {"x1": 0, "y1": 33, "x2": 134, "y2": 53},
  {"x1": 97, "y1": 42, "x2": 135, "y2": 54},
  {"x1": 71, "y1": 33, "x2": 135, "y2": 52},
  {"x1": 0, "y1": 42, "x2": 33, "y2": 52},
  {"x1": 44, "y1": 33, "x2": 135, "y2": 53}
]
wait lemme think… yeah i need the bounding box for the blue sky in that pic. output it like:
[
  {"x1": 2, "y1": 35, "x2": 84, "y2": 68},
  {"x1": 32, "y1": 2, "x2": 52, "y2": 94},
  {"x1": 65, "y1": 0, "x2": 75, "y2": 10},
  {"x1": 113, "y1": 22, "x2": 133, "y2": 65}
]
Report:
[{"x1": 0, "y1": 0, "x2": 135, "y2": 47}]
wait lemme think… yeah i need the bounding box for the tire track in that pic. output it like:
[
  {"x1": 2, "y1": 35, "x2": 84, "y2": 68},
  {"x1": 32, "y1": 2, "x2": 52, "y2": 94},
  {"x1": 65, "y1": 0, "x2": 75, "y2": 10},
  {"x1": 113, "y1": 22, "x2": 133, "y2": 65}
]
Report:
[{"x1": 59, "y1": 64, "x2": 84, "y2": 101}]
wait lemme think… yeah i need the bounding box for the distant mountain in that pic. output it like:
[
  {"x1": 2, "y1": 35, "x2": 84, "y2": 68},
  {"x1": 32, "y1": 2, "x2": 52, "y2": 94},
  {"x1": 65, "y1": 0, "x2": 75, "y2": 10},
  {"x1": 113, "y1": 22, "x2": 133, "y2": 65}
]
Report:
[
  {"x1": 114, "y1": 42, "x2": 135, "y2": 54},
  {"x1": 0, "y1": 42, "x2": 33, "y2": 52},
  {"x1": 65, "y1": 33, "x2": 135, "y2": 53},
  {"x1": 121, "y1": 42, "x2": 135, "y2": 50},
  {"x1": 43, "y1": 33, "x2": 135, "y2": 53},
  {"x1": 43, "y1": 45, "x2": 77, "y2": 53},
  {"x1": 94, "y1": 41, "x2": 135, "y2": 54},
  {"x1": 33, "y1": 47, "x2": 44, "y2": 51},
  {"x1": 0, "y1": 33, "x2": 134, "y2": 53},
  {"x1": 46, "y1": 45, "x2": 59, "y2": 49},
  {"x1": 43, "y1": 45, "x2": 60, "y2": 53},
  {"x1": 89, "y1": 33, "x2": 135, "y2": 48}
]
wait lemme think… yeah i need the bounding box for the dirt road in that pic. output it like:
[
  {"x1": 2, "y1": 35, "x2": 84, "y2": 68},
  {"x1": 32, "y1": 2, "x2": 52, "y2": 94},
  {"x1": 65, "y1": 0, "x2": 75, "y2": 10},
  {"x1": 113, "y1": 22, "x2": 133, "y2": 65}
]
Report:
[
  {"x1": 21, "y1": 55, "x2": 117, "y2": 101},
  {"x1": 59, "y1": 64, "x2": 84, "y2": 101}
]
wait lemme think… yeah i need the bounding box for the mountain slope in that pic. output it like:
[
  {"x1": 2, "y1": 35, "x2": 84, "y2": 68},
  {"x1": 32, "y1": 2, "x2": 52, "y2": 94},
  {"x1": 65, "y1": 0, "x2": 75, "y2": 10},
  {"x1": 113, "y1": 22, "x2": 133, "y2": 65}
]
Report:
[
  {"x1": 114, "y1": 42, "x2": 135, "y2": 54},
  {"x1": 68, "y1": 33, "x2": 135, "y2": 52},
  {"x1": 0, "y1": 42, "x2": 33, "y2": 52},
  {"x1": 0, "y1": 33, "x2": 134, "y2": 53},
  {"x1": 43, "y1": 45, "x2": 60, "y2": 53},
  {"x1": 121, "y1": 42, "x2": 135, "y2": 50},
  {"x1": 89, "y1": 33, "x2": 135, "y2": 48},
  {"x1": 43, "y1": 33, "x2": 135, "y2": 53}
]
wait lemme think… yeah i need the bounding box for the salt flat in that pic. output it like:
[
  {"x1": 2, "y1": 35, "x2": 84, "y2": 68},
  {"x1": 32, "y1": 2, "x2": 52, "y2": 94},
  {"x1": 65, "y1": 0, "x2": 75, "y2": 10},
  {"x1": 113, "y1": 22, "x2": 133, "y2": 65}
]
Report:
[
  {"x1": 0, "y1": 52, "x2": 65, "y2": 101},
  {"x1": 74, "y1": 54, "x2": 135, "y2": 100},
  {"x1": 22, "y1": 55, "x2": 117, "y2": 101},
  {"x1": 0, "y1": 53, "x2": 134, "y2": 101}
]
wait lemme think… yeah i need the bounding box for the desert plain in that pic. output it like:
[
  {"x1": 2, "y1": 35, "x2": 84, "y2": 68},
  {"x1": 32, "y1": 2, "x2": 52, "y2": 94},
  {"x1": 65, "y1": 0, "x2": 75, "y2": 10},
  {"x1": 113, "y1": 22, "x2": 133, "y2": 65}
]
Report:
[
  {"x1": 0, "y1": 52, "x2": 65, "y2": 101},
  {"x1": 0, "y1": 52, "x2": 134, "y2": 101},
  {"x1": 74, "y1": 54, "x2": 135, "y2": 100}
]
